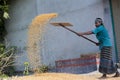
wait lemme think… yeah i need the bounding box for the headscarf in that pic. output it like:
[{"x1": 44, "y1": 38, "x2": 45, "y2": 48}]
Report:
[{"x1": 95, "y1": 18, "x2": 103, "y2": 24}]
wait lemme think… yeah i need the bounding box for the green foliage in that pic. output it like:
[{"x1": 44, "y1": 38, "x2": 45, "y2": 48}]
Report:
[
  {"x1": 4, "y1": 66, "x2": 15, "y2": 76},
  {"x1": 0, "y1": 43, "x2": 16, "y2": 76},
  {"x1": 0, "y1": 74, "x2": 8, "y2": 78},
  {"x1": 0, "y1": 0, "x2": 9, "y2": 43},
  {"x1": 0, "y1": 0, "x2": 15, "y2": 76},
  {"x1": 0, "y1": 5, "x2": 9, "y2": 12},
  {"x1": 23, "y1": 62, "x2": 29, "y2": 75},
  {"x1": 0, "y1": 0, "x2": 9, "y2": 18},
  {"x1": 37, "y1": 65, "x2": 49, "y2": 73}
]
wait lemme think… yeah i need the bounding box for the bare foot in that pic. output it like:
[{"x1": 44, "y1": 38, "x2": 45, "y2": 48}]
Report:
[
  {"x1": 99, "y1": 74, "x2": 107, "y2": 79},
  {"x1": 113, "y1": 72, "x2": 120, "y2": 77}
]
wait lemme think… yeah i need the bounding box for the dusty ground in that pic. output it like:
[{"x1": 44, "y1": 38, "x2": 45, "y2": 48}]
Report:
[{"x1": 10, "y1": 72, "x2": 120, "y2": 80}]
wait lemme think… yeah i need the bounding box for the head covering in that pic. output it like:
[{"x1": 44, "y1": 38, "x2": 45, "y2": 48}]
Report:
[{"x1": 95, "y1": 18, "x2": 103, "y2": 24}]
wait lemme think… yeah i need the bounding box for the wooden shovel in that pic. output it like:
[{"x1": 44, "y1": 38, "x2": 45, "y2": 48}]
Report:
[{"x1": 50, "y1": 22, "x2": 97, "y2": 45}]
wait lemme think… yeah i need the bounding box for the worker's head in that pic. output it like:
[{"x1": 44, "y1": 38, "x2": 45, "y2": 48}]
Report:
[{"x1": 95, "y1": 18, "x2": 103, "y2": 27}]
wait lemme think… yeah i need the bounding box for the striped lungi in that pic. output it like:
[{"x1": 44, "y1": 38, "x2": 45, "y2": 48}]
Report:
[{"x1": 99, "y1": 46, "x2": 117, "y2": 74}]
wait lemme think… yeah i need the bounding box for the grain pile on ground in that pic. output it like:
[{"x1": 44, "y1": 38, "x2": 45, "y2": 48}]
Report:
[
  {"x1": 27, "y1": 13, "x2": 57, "y2": 69},
  {"x1": 10, "y1": 72, "x2": 120, "y2": 80}
]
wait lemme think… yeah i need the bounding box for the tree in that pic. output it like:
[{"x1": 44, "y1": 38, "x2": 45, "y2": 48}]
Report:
[{"x1": 0, "y1": 0, "x2": 9, "y2": 42}]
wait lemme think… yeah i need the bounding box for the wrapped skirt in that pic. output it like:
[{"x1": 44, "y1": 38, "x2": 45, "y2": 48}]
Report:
[{"x1": 99, "y1": 46, "x2": 117, "y2": 74}]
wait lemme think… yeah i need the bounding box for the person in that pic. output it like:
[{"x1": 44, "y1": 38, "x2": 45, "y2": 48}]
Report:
[{"x1": 78, "y1": 18, "x2": 119, "y2": 78}]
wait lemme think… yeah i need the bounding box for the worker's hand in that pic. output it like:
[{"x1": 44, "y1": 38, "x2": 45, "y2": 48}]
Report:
[
  {"x1": 96, "y1": 43, "x2": 100, "y2": 46},
  {"x1": 77, "y1": 31, "x2": 93, "y2": 35}
]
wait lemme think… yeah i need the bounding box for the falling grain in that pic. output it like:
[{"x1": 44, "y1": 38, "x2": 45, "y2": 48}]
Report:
[{"x1": 27, "y1": 13, "x2": 58, "y2": 70}]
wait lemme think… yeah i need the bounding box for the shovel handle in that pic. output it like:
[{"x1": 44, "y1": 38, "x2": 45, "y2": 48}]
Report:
[{"x1": 59, "y1": 23, "x2": 97, "y2": 45}]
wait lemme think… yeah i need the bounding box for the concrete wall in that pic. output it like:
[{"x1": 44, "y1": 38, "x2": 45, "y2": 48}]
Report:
[
  {"x1": 5, "y1": 0, "x2": 114, "y2": 70},
  {"x1": 103, "y1": 0, "x2": 116, "y2": 62},
  {"x1": 5, "y1": 0, "x2": 37, "y2": 70},
  {"x1": 37, "y1": 0, "x2": 104, "y2": 66}
]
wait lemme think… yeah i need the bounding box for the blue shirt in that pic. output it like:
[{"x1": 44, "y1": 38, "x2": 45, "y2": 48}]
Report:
[{"x1": 92, "y1": 25, "x2": 112, "y2": 49}]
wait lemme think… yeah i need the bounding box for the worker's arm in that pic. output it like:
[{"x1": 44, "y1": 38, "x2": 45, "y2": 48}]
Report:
[
  {"x1": 78, "y1": 31, "x2": 100, "y2": 46},
  {"x1": 78, "y1": 31, "x2": 93, "y2": 35}
]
